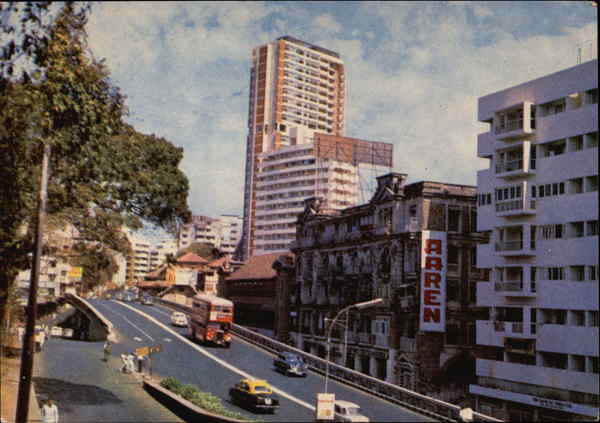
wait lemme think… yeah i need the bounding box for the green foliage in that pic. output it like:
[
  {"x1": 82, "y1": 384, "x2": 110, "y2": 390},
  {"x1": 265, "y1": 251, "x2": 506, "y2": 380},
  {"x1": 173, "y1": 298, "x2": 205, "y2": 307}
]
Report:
[
  {"x1": 159, "y1": 377, "x2": 253, "y2": 421},
  {"x1": 176, "y1": 242, "x2": 222, "y2": 262},
  {"x1": 0, "y1": 5, "x2": 191, "y2": 326}
]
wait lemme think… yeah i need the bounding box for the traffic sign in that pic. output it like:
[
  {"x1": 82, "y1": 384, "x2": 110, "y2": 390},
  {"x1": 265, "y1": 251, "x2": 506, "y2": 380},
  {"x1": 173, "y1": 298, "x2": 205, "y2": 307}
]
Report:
[
  {"x1": 315, "y1": 393, "x2": 335, "y2": 420},
  {"x1": 135, "y1": 346, "x2": 150, "y2": 357}
]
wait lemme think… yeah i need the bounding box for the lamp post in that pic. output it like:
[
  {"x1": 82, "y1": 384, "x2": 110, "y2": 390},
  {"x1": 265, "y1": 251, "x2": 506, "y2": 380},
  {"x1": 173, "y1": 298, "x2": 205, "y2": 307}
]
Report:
[
  {"x1": 324, "y1": 315, "x2": 349, "y2": 368},
  {"x1": 324, "y1": 298, "x2": 383, "y2": 394}
]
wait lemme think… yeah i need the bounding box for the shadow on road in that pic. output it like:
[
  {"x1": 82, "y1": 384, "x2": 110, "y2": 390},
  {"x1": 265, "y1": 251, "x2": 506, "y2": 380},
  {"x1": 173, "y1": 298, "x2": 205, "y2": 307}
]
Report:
[{"x1": 33, "y1": 377, "x2": 123, "y2": 412}]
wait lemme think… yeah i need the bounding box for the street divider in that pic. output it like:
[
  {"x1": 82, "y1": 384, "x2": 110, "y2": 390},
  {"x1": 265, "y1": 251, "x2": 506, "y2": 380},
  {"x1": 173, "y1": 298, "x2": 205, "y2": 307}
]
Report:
[
  {"x1": 143, "y1": 379, "x2": 248, "y2": 423},
  {"x1": 155, "y1": 298, "x2": 501, "y2": 423}
]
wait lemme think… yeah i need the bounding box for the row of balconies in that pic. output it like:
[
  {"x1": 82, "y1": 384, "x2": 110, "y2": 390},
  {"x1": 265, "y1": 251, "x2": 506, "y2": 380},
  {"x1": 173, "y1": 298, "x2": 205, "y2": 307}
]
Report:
[{"x1": 299, "y1": 328, "x2": 391, "y2": 348}]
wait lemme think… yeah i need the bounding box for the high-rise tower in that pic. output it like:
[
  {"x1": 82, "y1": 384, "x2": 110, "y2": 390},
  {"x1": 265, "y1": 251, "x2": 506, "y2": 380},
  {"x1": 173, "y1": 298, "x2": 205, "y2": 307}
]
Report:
[
  {"x1": 241, "y1": 36, "x2": 346, "y2": 259},
  {"x1": 241, "y1": 36, "x2": 392, "y2": 260}
]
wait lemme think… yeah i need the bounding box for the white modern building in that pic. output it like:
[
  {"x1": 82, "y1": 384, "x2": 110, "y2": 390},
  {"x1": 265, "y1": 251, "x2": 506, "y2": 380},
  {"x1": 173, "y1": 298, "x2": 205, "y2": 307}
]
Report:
[
  {"x1": 123, "y1": 229, "x2": 178, "y2": 282},
  {"x1": 178, "y1": 214, "x2": 242, "y2": 255},
  {"x1": 472, "y1": 59, "x2": 598, "y2": 421}
]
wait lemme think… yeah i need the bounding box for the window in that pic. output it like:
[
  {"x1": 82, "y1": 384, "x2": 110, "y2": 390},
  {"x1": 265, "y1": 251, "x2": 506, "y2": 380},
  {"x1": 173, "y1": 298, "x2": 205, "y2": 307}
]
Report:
[
  {"x1": 547, "y1": 267, "x2": 564, "y2": 280},
  {"x1": 448, "y1": 246, "x2": 459, "y2": 265},
  {"x1": 447, "y1": 280, "x2": 459, "y2": 302},
  {"x1": 569, "y1": 177, "x2": 584, "y2": 194},
  {"x1": 571, "y1": 265, "x2": 586, "y2": 281},
  {"x1": 570, "y1": 221, "x2": 585, "y2": 238},
  {"x1": 588, "y1": 265, "x2": 598, "y2": 281},
  {"x1": 586, "y1": 175, "x2": 598, "y2": 192},
  {"x1": 587, "y1": 220, "x2": 599, "y2": 236},
  {"x1": 448, "y1": 208, "x2": 461, "y2": 232}
]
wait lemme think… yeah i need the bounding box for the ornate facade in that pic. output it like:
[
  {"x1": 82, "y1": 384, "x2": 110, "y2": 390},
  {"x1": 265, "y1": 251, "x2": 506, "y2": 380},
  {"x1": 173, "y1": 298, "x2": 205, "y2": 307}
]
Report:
[{"x1": 285, "y1": 172, "x2": 491, "y2": 401}]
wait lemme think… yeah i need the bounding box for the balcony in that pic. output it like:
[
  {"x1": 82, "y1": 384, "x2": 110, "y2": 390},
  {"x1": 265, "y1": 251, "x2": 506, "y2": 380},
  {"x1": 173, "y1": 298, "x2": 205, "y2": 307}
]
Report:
[
  {"x1": 373, "y1": 334, "x2": 391, "y2": 348},
  {"x1": 477, "y1": 320, "x2": 536, "y2": 348},
  {"x1": 358, "y1": 333, "x2": 371, "y2": 344},
  {"x1": 537, "y1": 324, "x2": 599, "y2": 356},
  {"x1": 399, "y1": 336, "x2": 416, "y2": 352},
  {"x1": 494, "y1": 240, "x2": 535, "y2": 257},
  {"x1": 495, "y1": 159, "x2": 534, "y2": 179},
  {"x1": 494, "y1": 280, "x2": 536, "y2": 297},
  {"x1": 494, "y1": 118, "x2": 535, "y2": 141},
  {"x1": 476, "y1": 358, "x2": 599, "y2": 394},
  {"x1": 495, "y1": 198, "x2": 536, "y2": 217}
]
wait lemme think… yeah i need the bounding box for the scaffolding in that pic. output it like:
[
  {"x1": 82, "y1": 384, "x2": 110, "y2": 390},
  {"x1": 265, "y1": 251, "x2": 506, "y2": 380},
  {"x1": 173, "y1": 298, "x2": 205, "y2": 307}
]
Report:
[{"x1": 314, "y1": 134, "x2": 394, "y2": 207}]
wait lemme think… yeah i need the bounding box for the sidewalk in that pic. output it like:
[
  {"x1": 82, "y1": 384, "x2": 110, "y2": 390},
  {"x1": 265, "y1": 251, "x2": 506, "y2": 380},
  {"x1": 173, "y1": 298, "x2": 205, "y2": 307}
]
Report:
[
  {"x1": 1, "y1": 357, "x2": 43, "y2": 423},
  {"x1": 33, "y1": 333, "x2": 182, "y2": 422}
]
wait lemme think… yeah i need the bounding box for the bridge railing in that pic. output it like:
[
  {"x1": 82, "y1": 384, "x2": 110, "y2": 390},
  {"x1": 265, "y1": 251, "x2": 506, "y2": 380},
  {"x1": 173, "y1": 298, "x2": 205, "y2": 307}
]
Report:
[{"x1": 155, "y1": 298, "x2": 501, "y2": 423}]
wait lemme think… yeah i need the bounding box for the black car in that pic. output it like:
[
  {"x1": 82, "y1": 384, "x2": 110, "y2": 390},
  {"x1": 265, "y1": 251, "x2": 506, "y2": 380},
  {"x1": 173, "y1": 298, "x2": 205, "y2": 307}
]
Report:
[
  {"x1": 229, "y1": 379, "x2": 279, "y2": 413},
  {"x1": 273, "y1": 352, "x2": 308, "y2": 377}
]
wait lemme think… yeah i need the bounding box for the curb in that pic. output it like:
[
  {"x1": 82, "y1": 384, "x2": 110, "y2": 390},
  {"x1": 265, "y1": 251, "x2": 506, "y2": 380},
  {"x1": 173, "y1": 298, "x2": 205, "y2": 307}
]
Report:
[{"x1": 143, "y1": 380, "x2": 247, "y2": 423}]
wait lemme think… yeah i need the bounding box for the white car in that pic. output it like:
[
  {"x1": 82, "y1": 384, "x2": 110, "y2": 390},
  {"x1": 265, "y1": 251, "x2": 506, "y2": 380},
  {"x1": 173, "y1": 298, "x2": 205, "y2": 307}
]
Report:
[
  {"x1": 334, "y1": 400, "x2": 369, "y2": 422},
  {"x1": 50, "y1": 326, "x2": 63, "y2": 337},
  {"x1": 62, "y1": 328, "x2": 74, "y2": 338},
  {"x1": 170, "y1": 312, "x2": 188, "y2": 327}
]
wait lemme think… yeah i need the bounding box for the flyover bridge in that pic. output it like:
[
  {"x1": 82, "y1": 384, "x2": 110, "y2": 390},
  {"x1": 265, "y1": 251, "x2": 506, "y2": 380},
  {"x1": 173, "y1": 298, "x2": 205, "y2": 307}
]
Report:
[{"x1": 155, "y1": 297, "x2": 501, "y2": 423}]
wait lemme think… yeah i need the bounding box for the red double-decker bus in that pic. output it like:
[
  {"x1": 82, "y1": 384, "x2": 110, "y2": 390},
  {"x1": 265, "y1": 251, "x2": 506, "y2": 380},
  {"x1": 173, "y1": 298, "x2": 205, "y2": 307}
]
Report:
[{"x1": 189, "y1": 293, "x2": 234, "y2": 348}]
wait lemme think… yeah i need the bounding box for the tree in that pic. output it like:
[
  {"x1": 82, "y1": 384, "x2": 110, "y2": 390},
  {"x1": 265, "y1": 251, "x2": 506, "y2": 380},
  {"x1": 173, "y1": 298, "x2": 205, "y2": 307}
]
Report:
[
  {"x1": 0, "y1": 5, "x2": 191, "y2": 328},
  {"x1": 176, "y1": 242, "x2": 223, "y2": 262}
]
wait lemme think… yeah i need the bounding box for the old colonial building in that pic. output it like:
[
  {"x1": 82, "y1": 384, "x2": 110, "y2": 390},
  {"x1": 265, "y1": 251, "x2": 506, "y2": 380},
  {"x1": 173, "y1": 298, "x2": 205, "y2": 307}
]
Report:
[{"x1": 286, "y1": 172, "x2": 491, "y2": 401}]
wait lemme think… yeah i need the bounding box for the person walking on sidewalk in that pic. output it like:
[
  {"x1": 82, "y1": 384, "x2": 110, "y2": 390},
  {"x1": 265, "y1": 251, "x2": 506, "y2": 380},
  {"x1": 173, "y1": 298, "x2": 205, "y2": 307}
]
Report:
[
  {"x1": 41, "y1": 399, "x2": 59, "y2": 423},
  {"x1": 103, "y1": 340, "x2": 112, "y2": 362}
]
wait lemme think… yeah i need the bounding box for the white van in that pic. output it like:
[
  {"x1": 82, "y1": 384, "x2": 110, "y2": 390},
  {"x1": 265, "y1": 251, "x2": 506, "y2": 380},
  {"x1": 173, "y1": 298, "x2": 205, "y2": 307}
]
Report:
[{"x1": 334, "y1": 400, "x2": 369, "y2": 422}]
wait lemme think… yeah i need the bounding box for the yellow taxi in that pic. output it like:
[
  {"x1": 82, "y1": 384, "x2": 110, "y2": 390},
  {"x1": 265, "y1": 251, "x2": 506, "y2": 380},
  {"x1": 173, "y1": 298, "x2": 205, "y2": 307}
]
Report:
[{"x1": 229, "y1": 378, "x2": 280, "y2": 413}]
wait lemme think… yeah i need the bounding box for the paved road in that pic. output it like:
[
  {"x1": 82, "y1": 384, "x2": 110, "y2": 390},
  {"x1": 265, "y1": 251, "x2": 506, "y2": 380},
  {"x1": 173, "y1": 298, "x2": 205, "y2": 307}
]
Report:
[
  {"x1": 89, "y1": 298, "x2": 434, "y2": 422},
  {"x1": 33, "y1": 306, "x2": 182, "y2": 423}
]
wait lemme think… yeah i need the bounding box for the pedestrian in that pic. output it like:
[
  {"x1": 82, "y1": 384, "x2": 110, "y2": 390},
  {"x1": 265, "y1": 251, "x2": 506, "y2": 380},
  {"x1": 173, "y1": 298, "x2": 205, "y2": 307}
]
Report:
[
  {"x1": 41, "y1": 399, "x2": 59, "y2": 423},
  {"x1": 127, "y1": 353, "x2": 136, "y2": 373},
  {"x1": 120, "y1": 354, "x2": 130, "y2": 373},
  {"x1": 103, "y1": 340, "x2": 112, "y2": 362},
  {"x1": 136, "y1": 353, "x2": 145, "y2": 373}
]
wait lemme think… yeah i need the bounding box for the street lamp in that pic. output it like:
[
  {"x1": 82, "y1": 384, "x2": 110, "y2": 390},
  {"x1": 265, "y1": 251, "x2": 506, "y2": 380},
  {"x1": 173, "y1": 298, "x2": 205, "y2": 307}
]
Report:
[{"x1": 324, "y1": 298, "x2": 383, "y2": 394}]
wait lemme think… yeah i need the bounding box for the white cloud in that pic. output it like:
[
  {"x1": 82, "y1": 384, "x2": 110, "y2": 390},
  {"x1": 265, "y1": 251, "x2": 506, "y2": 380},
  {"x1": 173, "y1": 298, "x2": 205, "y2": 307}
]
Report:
[
  {"x1": 312, "y1": 14, "x2": 343, "y2": 34},
  {"x1": 83, "y1": 2, "x2": 597, "y2": 219}
]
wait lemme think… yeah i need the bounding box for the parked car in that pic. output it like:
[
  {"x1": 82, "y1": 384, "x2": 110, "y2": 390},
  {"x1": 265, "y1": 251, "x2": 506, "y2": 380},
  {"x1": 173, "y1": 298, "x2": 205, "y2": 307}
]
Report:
[
  {"x1": 229, "y1": 379, "x2": 279, "y2": 413},
  {"x1": 62, "y1": 328, "x2": 74, "y2": 338},
  {"x1": 334, "y1": 400, "x2": 369, "y2": 422},
  {"x1": 170, "y1": 312, "x2": 188, "y2": 327},
  {"x1": 50, "y1": 326, "x2": 63, "y2": 337},
  {"x1": 141, "y1": 296, "x2": 153, "y2": 306},
  {"x1": 273, "y1": 352, "x2": 308, "y2": 377}
]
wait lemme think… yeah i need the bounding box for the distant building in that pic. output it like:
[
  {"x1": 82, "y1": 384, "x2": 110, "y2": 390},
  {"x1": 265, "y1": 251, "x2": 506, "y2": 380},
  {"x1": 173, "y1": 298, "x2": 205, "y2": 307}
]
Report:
[
  {"x1": 178, "y1": 214, "x2": 243, "y2": 256},
  {"x1": 123, "y1": 228, "x2": 178, "y2": 283},
  {"x1": 471, "y1": 59, "x2": 598, "y2": 421}
]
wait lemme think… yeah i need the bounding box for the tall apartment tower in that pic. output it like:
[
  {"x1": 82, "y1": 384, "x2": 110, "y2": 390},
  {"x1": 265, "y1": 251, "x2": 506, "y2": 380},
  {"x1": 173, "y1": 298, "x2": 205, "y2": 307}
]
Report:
[
  {"x1": 242, "y1": 36, "x2": 391, "y2": 259},
  {"x1": 472, "y1": 59, "x2": 598, "y2": 421}
]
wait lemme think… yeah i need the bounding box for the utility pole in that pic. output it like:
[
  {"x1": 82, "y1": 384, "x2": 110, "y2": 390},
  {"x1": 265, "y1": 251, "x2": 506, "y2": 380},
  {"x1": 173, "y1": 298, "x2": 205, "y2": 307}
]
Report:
[{"x1": 16, "y1": 143, "x2": 51, "y2": 423}]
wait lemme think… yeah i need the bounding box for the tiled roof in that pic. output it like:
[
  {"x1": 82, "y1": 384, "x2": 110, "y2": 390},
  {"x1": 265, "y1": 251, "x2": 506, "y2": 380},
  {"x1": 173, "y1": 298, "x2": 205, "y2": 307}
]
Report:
[
  {"x1": 177, "y1": 252, "x2": 209, "y2": 264},
  {"x1": 137, "y1": 280, "x2": 169, "y2": 288},
  {"x1": 208, "y1": 256, "x2": 229, "y2": 268},
  {"x1": 227, "y1": 253, "x2": 292, "y2": 281}
]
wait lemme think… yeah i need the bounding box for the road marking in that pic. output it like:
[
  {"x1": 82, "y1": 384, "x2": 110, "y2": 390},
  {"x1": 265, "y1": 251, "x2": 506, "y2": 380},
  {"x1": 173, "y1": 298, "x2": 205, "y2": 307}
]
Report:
[
  {"x1": 95, "y1": 301, "x2": 155, "y2": 341},
  {"x1": 115, "y1": 301, "x2": 316, "y2": 412}
]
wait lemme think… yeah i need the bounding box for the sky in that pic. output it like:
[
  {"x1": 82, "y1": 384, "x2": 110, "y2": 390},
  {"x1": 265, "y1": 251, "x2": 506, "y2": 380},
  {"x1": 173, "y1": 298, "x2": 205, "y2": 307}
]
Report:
[{"x1": 84, "y1": 1, "x2": 597, "y2": 228}]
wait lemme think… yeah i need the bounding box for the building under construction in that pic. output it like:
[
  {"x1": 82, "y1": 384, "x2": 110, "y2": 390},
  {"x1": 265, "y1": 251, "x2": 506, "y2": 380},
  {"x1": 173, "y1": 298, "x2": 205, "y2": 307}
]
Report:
[{"x1": 252, "y1": 133, "x2": 393, "y2": 256}]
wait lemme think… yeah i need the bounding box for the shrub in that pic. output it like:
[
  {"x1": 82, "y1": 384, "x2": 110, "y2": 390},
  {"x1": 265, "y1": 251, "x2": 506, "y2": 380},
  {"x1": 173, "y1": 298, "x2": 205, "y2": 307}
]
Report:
[{"x1": 159, "y1": 377, "x2": 253, "y2": 421}]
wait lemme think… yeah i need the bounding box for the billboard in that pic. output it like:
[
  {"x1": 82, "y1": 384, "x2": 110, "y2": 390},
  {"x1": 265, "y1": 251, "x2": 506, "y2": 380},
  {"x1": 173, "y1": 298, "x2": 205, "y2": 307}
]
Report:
[
  {"x1": 419, "y1": 231, "x2": 446, "y2": 332},
  {"x1": 68, "y1": 266, "x2": 83, "y2": 280}
]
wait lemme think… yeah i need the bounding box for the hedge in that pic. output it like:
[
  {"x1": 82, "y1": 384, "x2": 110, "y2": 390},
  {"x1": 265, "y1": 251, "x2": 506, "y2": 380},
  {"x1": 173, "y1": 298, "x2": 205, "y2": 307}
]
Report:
[{"x1": 159, "y1": 377, "x2": 257, "y2": 422}]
